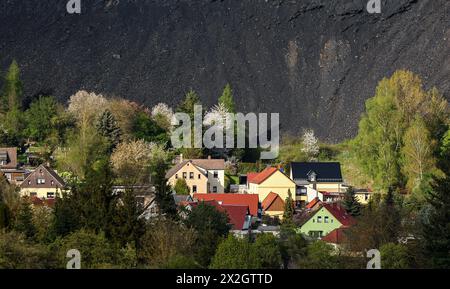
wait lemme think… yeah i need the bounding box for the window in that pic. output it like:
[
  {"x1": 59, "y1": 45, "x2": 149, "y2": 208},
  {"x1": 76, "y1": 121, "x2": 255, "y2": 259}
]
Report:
[
  {"x1": 47, "y1": 192, "x2": 55, "y2": 199},
  {"x1": 182, "y1": 172, "x2": 187, "y2": 179},
  {"x1": 189, "y1": 172, "x2": 194, "y2": 179},
  {"x1": 309, "y1": 231, "x2": 323, "y2": 238},
  {"x1": 317, "y1": 216, "x2": 322, "y2": 223},
  {"x1": 192, "y1": 185, "x2": 197, "y2": 193},
  {"x1": 198, "y1": 174, "x2": 201, "y2": 179},
  {"x1": 30, "y1": 192, "x2": 37, "y2": 197},
  {"x1": 37, "y1": 178, "x2": 45, "y2": 184},
  {"x1": 51, "y1": 180, "x2": 54, "y2": 186},
  {"x1": 324, "y1": 216, "x2": 329, "y2": 223},
  {"x1": 213, "y1": 171, "x2": 218, "y2": 178},
  {"x1": 213, "y1": 186, "x2": 217, "y2": 193},
  {"x1": 175, "y1": 174, "x2": 178, "y2": 179}
]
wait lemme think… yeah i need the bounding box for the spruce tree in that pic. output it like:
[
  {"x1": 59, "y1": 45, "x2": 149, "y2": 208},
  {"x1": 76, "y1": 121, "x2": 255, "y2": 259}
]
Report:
[
  {"x1": 422, "y1": 176, "x2": 450, "y2": 268},
  {"x1": 96, "y1": 109, "x2": 122, "y2": 151},
  {"x1": 342, "y1": 186, "x2": 362, "y2": 216},
  {"x1": 152, "y1": 159, "x2": 177, "y2": 219},
  {"x1": 14, "y1": 198, "x2": 36, "y2": 240},
  {"x1": 1, "y1": 60, "x2": 23, "y2": 112},
  {"x1": 218, "y1": 84, "x2": 235, "y2": 113},
  {"x1": 283, "y1": 189, "x2": 295, "y2": 223}
]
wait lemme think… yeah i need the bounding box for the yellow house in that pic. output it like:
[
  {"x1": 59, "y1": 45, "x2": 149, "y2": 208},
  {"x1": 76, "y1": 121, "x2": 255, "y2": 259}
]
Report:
[
  {"x1": 354, "y1": 188, "x2": 374, "y2": 205},
  {"x1": 247, "y1": 167, "x2": 296, "y2": 202},
  {"x1": 166, "y1": 157, "x2": 225, "y2": 194},
  {"x1": 20, "y1": 165, "x2": 66, "y2": 199}
]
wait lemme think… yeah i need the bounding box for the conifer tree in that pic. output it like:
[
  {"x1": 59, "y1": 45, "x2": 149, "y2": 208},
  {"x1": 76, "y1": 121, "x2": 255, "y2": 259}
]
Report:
[
  {"x1": 218, "y1": 84, "x2": 235, "y2": 113},
  {"x1": 96, "y1": 109, "x2": 122, "y2": 151},
  {"x1": 1, "y1": 60, "x2": 23, "y2": 112},
  {"x1": 14, "y1": 198, "x2": 36, "y2": 240},
  {"x1": 422, "y1": 176, "x2": 450, "y2": 268},
  {"x1": 342, "y1": 186, "x2": 362, "y2": 216},
  {"x1": 283, "y1": 189, "x2": 295, "y2": 223}
]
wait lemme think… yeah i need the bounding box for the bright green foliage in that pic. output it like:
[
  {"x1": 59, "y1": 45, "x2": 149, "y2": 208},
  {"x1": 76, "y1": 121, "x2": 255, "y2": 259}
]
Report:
[
  {"x1": 380, "y1": 243, "x2": 411, "y2": 269},
  {"x1": 253, "y1": 233, "x2": 282, "y2": 269},
  {"x1": 174, "y1": 179, "x2": 190, "y2": 195},
  {"x1": 422, "y1": 175, "x2": 450, "y2": 268},
  {"x1": 24, "y1": 96, "x2": 60, "y2": 142},
  {"x1": 14, "y1": 198, "x2": 36, "y2": 240},
  {"x1": 1, "y1": 60, "x2": 23, "y2": 112},
  {"x1": 342, "y1": 186, "x2": 362, "y2": 216},
  {"x1": 96, "y1": 109, "x2": 122, "y2": 151},
  {"x1": 218, "y1": 84, "x2": 235, "y2": 113},
  {"x1": 352, "y1": 70, "x2": 448, "y2": 192},
  {"x1": 210, "y1": 235, "x2": 260, "y2": 269}
]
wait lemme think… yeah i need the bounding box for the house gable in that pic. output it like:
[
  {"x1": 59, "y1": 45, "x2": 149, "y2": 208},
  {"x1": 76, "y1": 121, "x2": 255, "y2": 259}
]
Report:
[
  {"x1": 298, "y1": 206, "x2": 343, "y2": 238},
  {"x1": 21, "y1": 165, "x2": 65, "y2": 189}
]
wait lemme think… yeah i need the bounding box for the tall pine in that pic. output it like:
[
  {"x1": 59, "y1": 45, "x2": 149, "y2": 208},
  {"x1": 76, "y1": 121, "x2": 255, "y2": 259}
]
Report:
[
  {"x1": 422, "y1": 176, "x2": 450, "y2": 268},
  {"x1": 283, "y1": 189, "x2": 295, "y2": 223},
  {"x1": 218, "y1": 84, "x2": 235, "y2": 113},
  {"x1": 342, "y1": 186, "x2": 362, "y2": 216},
  {"x1": 96, "y1": 109, "x2": 122, "y2": 151},
  {"x1": 1, "y1": 60, "x2": 23, "y2": 112}
]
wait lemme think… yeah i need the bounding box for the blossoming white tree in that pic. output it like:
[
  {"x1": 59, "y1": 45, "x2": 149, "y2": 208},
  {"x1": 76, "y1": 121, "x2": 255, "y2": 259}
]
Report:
[
  {"x1": 301, "y1": 129, "x2": 319, "y2": 161},
  {"x1": 151, "y1": 103, "x2": 174, "y2": 131}
]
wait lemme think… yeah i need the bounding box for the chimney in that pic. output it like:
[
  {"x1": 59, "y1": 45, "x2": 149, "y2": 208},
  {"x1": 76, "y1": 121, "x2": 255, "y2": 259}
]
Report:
[{"x1": 179, "y1": 154, "x2": 183, "y2": 164}]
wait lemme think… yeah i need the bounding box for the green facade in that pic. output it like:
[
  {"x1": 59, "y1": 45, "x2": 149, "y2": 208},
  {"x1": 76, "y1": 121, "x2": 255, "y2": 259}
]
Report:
[{"x1": 298, "y1": 207, "x2": 342, "y2": 238}]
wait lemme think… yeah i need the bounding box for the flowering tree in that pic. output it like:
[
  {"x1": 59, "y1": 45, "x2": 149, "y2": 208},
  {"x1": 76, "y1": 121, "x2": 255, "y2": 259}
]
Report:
[
  {"x1": 67, "y1": 91, "x2": 108, "y2": 129},
  {"x1": 301, "y1": 129, "x2": 319, "y2": 161},
  {"x1": 203, "y1": 103, "x2": 232, "y2": 129},
  {"x1": 151, "y1": 103, "x2": 174, "y2": 131}
]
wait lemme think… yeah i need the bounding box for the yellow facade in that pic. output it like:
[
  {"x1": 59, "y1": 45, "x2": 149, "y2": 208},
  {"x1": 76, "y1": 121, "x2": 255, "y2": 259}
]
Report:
[
  {"x1": 314, "y1": 183, "x2": 345, "y2": 193},
  {"x1": 167, "y1": 162, "x2": 209, "y2": 194},
  {"x1": 249, "y1": 170, "x2": 296, "y2": 202},
  {"x1": 20, "y1": 187, "x2": 61, "y2": 199},
  {"x1": 355, "y1": 192, "x2": 372, "y2": 204}
]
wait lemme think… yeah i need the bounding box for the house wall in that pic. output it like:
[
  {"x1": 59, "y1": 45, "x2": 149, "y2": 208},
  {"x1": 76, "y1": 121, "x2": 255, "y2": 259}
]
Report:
[
  {"x1": 249, "y1": 171, "x2": 296, "y2": 202},
  {"x1": 167, "y1": 163, "x2": 209, "y2": 194},
  {"x1": 298, "y1": 207, "x2": 343, "y2": 238},
  {"x1": 355, "y1": 192, "x2": 371, "y2": 204},
  {"x1": 205, "y1": 169, "x2": 225, "y2": 193},
  {"x1": 314, "y1": 182, "x2": 344, "y2": 193},
  {"x1": 20, "y1": 187, "x2": 62, "y2": 199}
]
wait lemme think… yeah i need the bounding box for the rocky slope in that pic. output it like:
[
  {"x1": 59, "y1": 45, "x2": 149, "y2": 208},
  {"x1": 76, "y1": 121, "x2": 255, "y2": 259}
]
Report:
[{"x1": 0, "y1": 0, "x2": 449, "y2": 141}]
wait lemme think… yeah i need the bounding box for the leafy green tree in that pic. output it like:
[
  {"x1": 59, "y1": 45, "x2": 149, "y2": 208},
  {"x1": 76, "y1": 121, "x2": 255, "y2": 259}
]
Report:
[
  {"x1": 0, "y1": 231, "x2": 57, "y2": 269},
  {"x1": 210, "y1": 235, "x2": 260, "y2": 269},
  {"x1": 253, "y1": 233, "x2": 282, "y2": 269},
  {"x1": 174, "y1": 179, "x2": 190, "y2": 195},
  {"x1": 14, "y1": 198, "x2": 36, "y2": 240},
  {"x1": 110, "y1": 189, "x2": 145, "y2": 248},
  {"x1": 24, "y1": 96, "x2": 60, "y2": 142},
  {"x1": 176, "y1": 89, "x2": 202, "y2": 116},
  {"x1": 52, "y1": 192, "x2": 80, "y2": 237},
  {"x1": 422, "y1": 175, "x2": 450, "y2": 268},
  {"x1": 278, "y1": 224, "x2": 308, "y2": 268},
  {"x1": 96, "y1": 109, "x2": 122, "y2": 151},
  {"x1": 380, "y1": 243, "x2": 411, "y2": 269},
  {"x1": 297, "y1": 241, "x2": 339, "y2": 269},
  {"x1": 132, "y1": 111, "x2": 168, "y2": 144},
  {"x1": 152, "y1": 157, "x2": 178, "y2": 219},
  {"x1": 342, "y1": 186, "x2": 362, "y2": 216},
  {"x1": 185, "y1": 202, "x2": 230, "y2": 267},
  {"x1": 1, "y1": 60, "x2": 23, "y2": 112},
  {"x1": 218, "y1": 84, "x2": 235, "y2": 113},
  {"x1": 283, "y1": 189, "x2": 295, "y2": 223}
]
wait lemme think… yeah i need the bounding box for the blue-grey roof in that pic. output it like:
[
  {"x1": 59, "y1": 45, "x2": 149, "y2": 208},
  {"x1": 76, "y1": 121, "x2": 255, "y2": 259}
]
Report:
[{"x1": 290, "y1": 162, "x2": 343, "y2": 182}]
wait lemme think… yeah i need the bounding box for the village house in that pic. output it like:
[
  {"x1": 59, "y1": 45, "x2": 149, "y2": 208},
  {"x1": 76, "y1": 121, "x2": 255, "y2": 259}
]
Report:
[
  {"x1": 290, "y1": 162, "x2": 345, "y2": 205},
  {"x1": 353, "y1": 188, "x2": 374, "y2": 205},
  {"x1": 247, "y1": 167, "x2": 296, "y2": 203},
  {"x1": 20, "y1": 165, "x2": 66, "y2": 199},
  {"x1": 261, "y1": 192, "x2": 285, "y2": 220},
  {"x1": 297, "y1": 202, "x2": 355, "y2": 239},
  {"x1": 193, "y1": 193, "x2": 260, "y2": 218},
  {"x1": 166, "y1": 156, "x2": 225, "y2": 194},
  {"x1": 0, "y1": 147, "x2": 27, "y2": 185}
]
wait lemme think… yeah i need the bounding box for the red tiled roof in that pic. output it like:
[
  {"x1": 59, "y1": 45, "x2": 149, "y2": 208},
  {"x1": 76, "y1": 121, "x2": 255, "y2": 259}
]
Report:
[
  {"x1": 246, "y1": 172, "x2": 259, "y2": 183},
  {"x1": 262, "y1": 192, "x2": 284, "y2": 210},
  {"x1": 221, "y1": 204, "x2": 250, "y2": 230},
  {"x1": 193, "y1": 193, "x2": 259, "y2": 216},
  {"x1": 323, "y1": 203, "x2": 356, "y2": 227},
  {"x1": 249, "y1": 167, "x2": 279, "y2": 184},
  {"x1": 322, "y1": 228, "x2": 348, "y2": 244},
  {"x1": 306, "y1": 197, "x2": 321, "y2": 209},
  {"x1": 193, "y1": 200, "x2": 250, "y2": 230}
]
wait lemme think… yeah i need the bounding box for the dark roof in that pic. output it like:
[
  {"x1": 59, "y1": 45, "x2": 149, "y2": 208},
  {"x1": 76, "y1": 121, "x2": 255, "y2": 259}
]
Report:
[
  {"x1": 20, "y1": 165, "x2": 66, "y2": 188},
  {"x1": 290, "y1": 162, "x2": 343, "y2": 182},
  {"x1": 0, "y1": 147, "x2": 18, "y2": 169}
]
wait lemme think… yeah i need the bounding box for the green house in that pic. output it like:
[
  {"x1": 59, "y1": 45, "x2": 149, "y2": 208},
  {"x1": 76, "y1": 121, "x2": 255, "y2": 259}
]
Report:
[{"x1": 298, "y1": 203, "x2": 355, "y2": 239}]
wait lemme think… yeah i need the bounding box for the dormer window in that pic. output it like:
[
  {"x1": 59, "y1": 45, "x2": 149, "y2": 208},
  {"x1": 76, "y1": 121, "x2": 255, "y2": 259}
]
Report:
[{"x1": 308, "y1": 171, "x2": 317, "y2": 182}]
